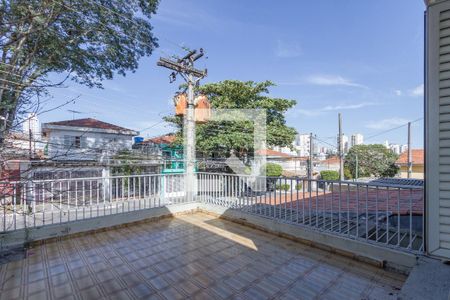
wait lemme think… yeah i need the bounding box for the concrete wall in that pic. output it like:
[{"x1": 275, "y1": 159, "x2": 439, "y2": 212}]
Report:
[
  {"x1": 47, "y1": 129, "x2": 134, "y2": 161},
  {"x1": 198, "y1": 203, "x2": 418, "y2": 274},
  {"x1": 399, "y1": 165, "x2": 425, "y2": 179},
  {"x1": 0, "y1": 203, "x2": 198, "y2": 251}
]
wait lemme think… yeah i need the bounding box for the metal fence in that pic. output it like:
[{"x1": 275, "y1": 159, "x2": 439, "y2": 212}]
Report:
[
  {"x1": 0, "y1": 172, "x2": 424, "y2": 254},
  {"x1": 197, "y1": 172, "x2": 424, "y2": 253},
  {"x1": 0, "y1": 173, "x2": 186, "y2": 232}
]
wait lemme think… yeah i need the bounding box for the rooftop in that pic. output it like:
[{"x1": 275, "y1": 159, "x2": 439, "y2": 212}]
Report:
[
  {"x1": 0, "y1": 213, "x2": 405, "y2": 300},
  {"x1": 320, "y1": 156, "x2": 340, "y2": 165},
  {"x1": 396, "y1": 149, "x2": 424, "y2": 165},
  {"x1": 256, "y1": 149, "x2": 295, "y2": 158},
  {"x1": 43, "y1": 118, "x2": 138, "y2": 135},
  {"x1": 144, "y1": 134, "x2": 176, "y2": 145}
]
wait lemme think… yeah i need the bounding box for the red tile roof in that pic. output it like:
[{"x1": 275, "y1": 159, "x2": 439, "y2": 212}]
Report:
[
  {"x1": 256, "y1": 149, "x2": 294, "y2": 157},
  {"x1": 45, "y1": 118, "x2": 136, "y2": 134},
  {"x1": 396, "y1": 149, "x2": 424, "y2": 165},
  {"x1": 145, "y1": 134, "x2": 176, "y2": 145},
  {"x1": 321, "y1": 156, "x2": 340, "y2": 165},
  {"x1": 267, "y1": 189, "x2": 423, "y2": 215}
]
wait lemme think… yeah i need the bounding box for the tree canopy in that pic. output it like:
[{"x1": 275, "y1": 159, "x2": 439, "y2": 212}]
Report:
[
  {"x1": 0, "y1": 0, "x2": 159, "y2": 135},
  {"x1": 320, "y1": 170, "x2": 339, "y2": 181},
  {"x1": 344, "y1": 144, "x2": 399, "y2": 178},
  {"x1": 263, "y1": 163, "x2": 283, "y2": 177},
  {"x1": 166, "y1": 80, "x2": 297, "y2": 159}
]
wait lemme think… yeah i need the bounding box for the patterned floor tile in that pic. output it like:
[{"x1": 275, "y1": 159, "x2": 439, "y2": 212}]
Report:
[{"x1": 0, "y1": 212, "x2": 405, "y2": 299}]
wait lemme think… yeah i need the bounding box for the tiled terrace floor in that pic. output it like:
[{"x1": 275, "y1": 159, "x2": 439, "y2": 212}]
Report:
[{"x1": 0, "y1": 213, "x2": 406, "y2": 300}]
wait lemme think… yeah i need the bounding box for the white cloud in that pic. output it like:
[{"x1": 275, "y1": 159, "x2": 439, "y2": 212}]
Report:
[
  {"x1": 394, "y1": 90, "x2": 402, "y2": 96},
  {"x1": 322, "y1": 102, "x2": 377, "y2": 111},
  {"x1": 365, "y1": 117, "x2": 409, "y2": 130},
  {"x1": 306, "y1": 75, "x2": 367, "y2": 88},
  {"x1": 295, "y1": 102, "x2": 377, "y2": 117},
  {"x1": 410, "y1": 84, "x2": 424, "y2": 97},
  {"x1": 275, "y1": 40, "x2": 302, "y2": 58},
  {"x1": 295, "y1": 108, "x2": 324, "y2": 117}
]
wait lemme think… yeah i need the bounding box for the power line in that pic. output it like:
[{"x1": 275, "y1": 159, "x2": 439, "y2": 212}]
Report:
[
  {"x1": 365, "y1": 117, "x2": 423, "y2": 141},
  {"x1": 313, "y1": 136, "x2": 337, "y2": 149}
]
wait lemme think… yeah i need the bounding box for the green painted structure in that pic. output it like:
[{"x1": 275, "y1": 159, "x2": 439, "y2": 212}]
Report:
[{"x1": 161, "y1": 145, "x2": 185, "y2": 174}]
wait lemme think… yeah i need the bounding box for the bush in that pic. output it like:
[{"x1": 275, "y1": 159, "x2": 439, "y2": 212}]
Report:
[
  {"x1": 263, "y1": 163, "x2": 283, "y2": 177},
  {"x1": 320, "y1": 170, "x2": 339, "y2": 181},
  {"x1": 344, "y1": 167, "x2": 353, "y2": 180},
  {"x1": 276, "y1": 183, "x2": 290, "y2": 191},
  {"x1": 295, "y1": 183, "x2": 302, "y2": 190}
]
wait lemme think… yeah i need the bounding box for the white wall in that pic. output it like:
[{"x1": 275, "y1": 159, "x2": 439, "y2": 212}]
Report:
[{"x1": 47, "y1": 129, "x2": 134, "y2": 161}]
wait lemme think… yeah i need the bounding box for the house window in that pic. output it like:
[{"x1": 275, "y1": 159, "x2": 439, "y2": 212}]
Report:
[
  {"x1": 75, "y1": 136, "x2": 82, "y2": 148},
  {"x1": 64, "y1": 135, "x2": 87, "y2": 149}
]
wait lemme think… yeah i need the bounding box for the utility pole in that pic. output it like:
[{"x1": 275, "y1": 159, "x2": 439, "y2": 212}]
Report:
[
  {"x1": 308, "y1": 133, "x2": 313, "y2": 179},
  {"x1": 407, "y1": 121, "x2": 412, "y2": 178},
  {"x1": 157, "y1": 49, "x2": 207, "y2": 202},
  {"x1": 28, "y1": 116, "x2": 33, "y2": 159},
  {"x1": 338, "y1": 113, "x2": 344, "y2": 180},
  {"x1": 29, "y1": 128, "x2": 32, "y2": 160}
]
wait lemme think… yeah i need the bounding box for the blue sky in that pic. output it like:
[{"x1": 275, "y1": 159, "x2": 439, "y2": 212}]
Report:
[{"x1": 43, "y1": 0, "x2": 426, "y2": 149}]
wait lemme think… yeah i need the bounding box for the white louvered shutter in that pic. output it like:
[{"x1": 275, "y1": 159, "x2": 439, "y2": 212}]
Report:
[{"x1": 427, "y1": 0, "x2": 450, "y2": 259}]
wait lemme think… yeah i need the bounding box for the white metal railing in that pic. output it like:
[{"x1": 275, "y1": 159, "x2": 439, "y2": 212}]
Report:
[
  {"x1": 197, "y1": 172, "x2": 424, "y2": 253},
  {"x1": 0, "y1": 173, "x2": 187, "y2": 232},
  {"x1": 0, "y1": 172, "x2": 425, "y2": 254}
]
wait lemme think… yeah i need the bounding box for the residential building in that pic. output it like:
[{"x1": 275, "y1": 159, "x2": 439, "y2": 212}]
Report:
[
  {"x1": 257, "y1": 149, "x2": 308, "y2": 176},
  {"x1": 294, "y1": 133, "x2": 311, "y2": 156},
  {"x1": 388, "y1": 143, "x2": 408, "y2": 155},
  {"x1": 317, "y1": 155, "x2": 340, "y2": 173},
  {"x1": 294, "y1": 133, "x2": 318, "y2": 156},
  {"x1": 396, "y1": 149, "x2": 424, "y2": 179},
  {"x1": 20, "y1": 113, "x2": 45, "y2": 153},
  {"x1": 271, "y1": 145, "x2": 297, "y2": 156},
  {"x1": 142, "y1": 134, "x2": 184, "y2": 173},
  {"x1": 2, "y1": 131, "x2": 46, "y2": 159},
  {"x1": 401, "y1": 144, "x2": 408, "y2": 153},
  {"x1": 350, "y1": 133, "x2": 364, "y2": 147},
  {"x1": 337, "y1": 134, "x2": 349, "y2": 153},
  {"x1": 390, "y1": 143, "x2": 401, "y2": 155},
  {"x1": 42, "y1": 118, "x2": 138, "y2": 161}
]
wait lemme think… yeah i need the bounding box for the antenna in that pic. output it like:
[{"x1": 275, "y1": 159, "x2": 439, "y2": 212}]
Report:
[{"x1": 67, "y1": 110, "x2": 99, "y2": 119}]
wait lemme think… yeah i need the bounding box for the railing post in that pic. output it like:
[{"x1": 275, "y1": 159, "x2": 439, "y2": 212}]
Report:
[{"x1": 102, "y1": 167, "x2": 111, "y2": 202}]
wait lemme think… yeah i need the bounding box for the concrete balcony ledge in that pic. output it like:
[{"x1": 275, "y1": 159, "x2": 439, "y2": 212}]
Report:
[
  {"x1": 1, "y1": 201, "x2": 418, "y2": 276},
  {"x1": 0, "y1": 202, "x2": 199, "y2": 252},
  {"x1": 4, "y1": 200, "x2": 449, "y2": 299},
  {"x1": 0, "y1": 211, "x2": 406, "y2": 300},
  {"x1": 198, "y1": 203, "x2": 419, "y2": 275}
]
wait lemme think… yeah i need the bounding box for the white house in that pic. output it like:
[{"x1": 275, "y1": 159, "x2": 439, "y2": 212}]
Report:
[
  {"x1": 42, "y1": 118, "x2": 138, "y2": 161},
  {"x1": 258, "y1": 149, "x2": 308, "y2": 176}
]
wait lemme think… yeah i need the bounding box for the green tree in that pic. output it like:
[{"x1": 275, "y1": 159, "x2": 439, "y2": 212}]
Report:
[
  {"x1": 345, "y1": 144, "x2": 399, "y2": 178},
  {"x1": 167, "y1": 80, "x2": 297, "y2": 158},
  {"x1": 320, "y1": 170, "x2": 339, "y2": 181},
  {"x1": 111, "y1": 150, "x2": 144, "y2": 176},
  {"x1": 0, "y1": 0, "x2": 159, "y2": 135},
  {"x1": 344, "y1": 167, "x2": 353, "y2": 180},
  {"x1": 263, "y1": 163, "x2": 283, "y2": 177}
]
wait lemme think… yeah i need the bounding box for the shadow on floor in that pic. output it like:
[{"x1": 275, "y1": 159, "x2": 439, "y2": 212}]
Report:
[{"x1": 0, "y1": 212, "x2": 405, "y2": 300}]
